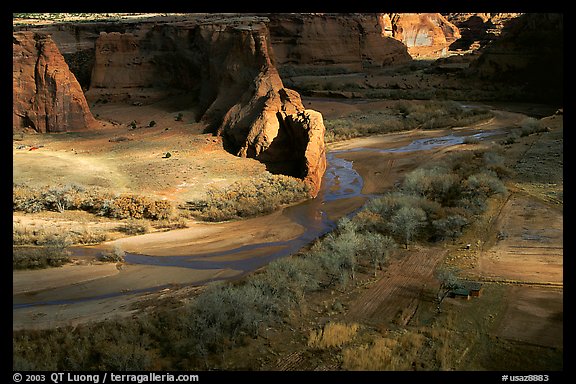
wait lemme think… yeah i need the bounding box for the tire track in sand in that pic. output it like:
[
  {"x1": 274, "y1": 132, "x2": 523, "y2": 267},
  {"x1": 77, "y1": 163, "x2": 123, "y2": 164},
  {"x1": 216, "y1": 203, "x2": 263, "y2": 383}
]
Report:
[{"x1": 346, "y1": 247, "x2": 447, "y2": 326}]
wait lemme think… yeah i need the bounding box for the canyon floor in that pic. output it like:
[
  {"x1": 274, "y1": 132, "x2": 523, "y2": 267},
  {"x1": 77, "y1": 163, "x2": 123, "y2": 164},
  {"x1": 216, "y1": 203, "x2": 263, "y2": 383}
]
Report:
[{"x1": 12, "y1": 96, "x2": 563, "y2": 371}]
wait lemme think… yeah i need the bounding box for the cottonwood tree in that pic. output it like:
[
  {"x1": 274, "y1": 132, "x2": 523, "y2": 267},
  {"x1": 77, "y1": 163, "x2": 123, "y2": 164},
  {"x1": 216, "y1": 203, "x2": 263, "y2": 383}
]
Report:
[
  {"x1": 314, "y1": 217, "x2": 362, "y2": 288},
  {"x1": 433, "y1": 214, "x2": 469, "y2": 244},
  {"x1": 335, "y1": 218, "x2": 361, "y2": 283},
  {"x1": 390, "y1": 206, "x2": 426, "y2": 249},
  {"x1": 360, "y1": 232, "x2": 396, "y2": 276}
]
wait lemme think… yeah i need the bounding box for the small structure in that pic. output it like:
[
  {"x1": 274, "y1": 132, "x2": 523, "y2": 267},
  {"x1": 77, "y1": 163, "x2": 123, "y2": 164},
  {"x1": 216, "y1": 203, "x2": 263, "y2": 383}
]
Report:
[
  {"x1": 461, "y1": 281, "x2": 483, "y2": 297},
  {"x1": 448, "y1": 288, "x2": 471, "y2": 300}
]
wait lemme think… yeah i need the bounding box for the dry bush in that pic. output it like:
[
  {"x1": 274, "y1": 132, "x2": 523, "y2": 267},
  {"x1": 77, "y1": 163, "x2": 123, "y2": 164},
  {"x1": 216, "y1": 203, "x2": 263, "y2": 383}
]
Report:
[
  {"x1": 145, "y1": 200, "x2": 175, "y2": 220},
  {"x1": 13, "y1": 246, "x2": 71, "y2": 269},
  {"x1": 102, "y1": 193, "x2": 174, "y2": 220},
  {"x1": 119, "y1": 219, "x2": 150, "y2": 235},
  {"x1": 153, "y1": 217, "x2": 189, "y2": 230},
  {"x1": 520, "y1": 117, "x2": 548, "y2": 137},
  {"x1": 73, "y1": 227, "x2": 108, "y2": 245},
  {"x1": 14, "y1": 223, "x2": 108, "y2": 246},
  {"x1": 107, "y1": 194, "x2": 150, "y2": 219},
  {"x1": 13, "y1": 234, "x2": 71, "y2": 269},
  {"x1": 13, "y1": 224, "x2": 40, "y2": 246},
  {"x1": 325, "y1": 101, "x2": 493, "y2": 143},
  {"x1": 13, "y1": 184, "x2": 44, "y2": 213},
  {"x1": 98, "y1": 244, "x2": 125, "y2": 263},
  {"x1": 342, "y1": 337, "x2": 400, "y2": 370},
  {"x1": 308, "y1": 322, "x2": 359, "y2": 349},
  {"x1": 13, "y1": 183, "x2": 174, "y2": 221},
  {"x1": 188, "y1": 174, "x2": 310, "y2": 222},
  {"x1": 342, "y1": 331, "x2": 426, "y2": 371}
]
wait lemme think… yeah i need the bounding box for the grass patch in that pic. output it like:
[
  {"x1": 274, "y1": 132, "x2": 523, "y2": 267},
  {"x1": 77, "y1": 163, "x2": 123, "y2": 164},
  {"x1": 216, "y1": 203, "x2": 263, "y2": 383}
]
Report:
[
  {"x1": 324, "y1": 100, "x2": 493, "y2": 143},
  {"x1": 308, "y1": 322, "x2": 360, "y2": 349}
]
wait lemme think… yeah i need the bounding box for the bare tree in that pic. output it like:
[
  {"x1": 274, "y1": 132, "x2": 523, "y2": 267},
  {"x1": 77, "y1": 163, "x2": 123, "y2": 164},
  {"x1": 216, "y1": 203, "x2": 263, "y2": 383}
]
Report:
[
  {"x1": 433, "y1": 214, "x2": 469, "y2": 244},
  {"x1": 360, "y1": 232, "x2": 396, "y2": 277},
  {"x1": 390, "y1": 206, "x2": 426, "y2": 249}
]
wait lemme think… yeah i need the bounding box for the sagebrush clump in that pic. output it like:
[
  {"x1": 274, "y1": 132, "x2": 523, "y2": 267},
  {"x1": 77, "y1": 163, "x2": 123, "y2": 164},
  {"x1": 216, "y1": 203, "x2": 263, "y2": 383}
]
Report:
[
  {"x1": 13, "y1": 184, "x2": 175, "y2": 221},
  {"x1": 186, "y1": 173, "x2": 310, "y2": 221}
]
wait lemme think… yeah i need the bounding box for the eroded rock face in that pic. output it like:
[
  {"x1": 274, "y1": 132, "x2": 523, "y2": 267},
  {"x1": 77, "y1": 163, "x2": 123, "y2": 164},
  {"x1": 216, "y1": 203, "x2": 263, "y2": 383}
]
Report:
[
  {"x1": 443, "y1": 13, "x2": 522, "y2": 51},
  {"x1": 267, "y1": 13, "x2": 412, "y2": 71},
  {"x1": 12, "y1": 31, "x2": 97, "y2": 132},
  {"x1": 384, "y1": 13, "x2": 461, "y2": 59},
  {"x1": 284, "y1": 110, "x2": 327, "y2": 196},
  {"x1": 200, "y1": 23, "x2": 326, "y2": 196},
  {"x1": 86, "y1": 18, "x2": 327, "y2": 196}
]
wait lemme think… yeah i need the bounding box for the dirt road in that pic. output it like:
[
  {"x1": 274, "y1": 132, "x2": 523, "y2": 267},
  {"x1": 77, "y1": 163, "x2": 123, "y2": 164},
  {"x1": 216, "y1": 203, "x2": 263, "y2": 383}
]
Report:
[{"x1": 346, "y1": 246, "x2": 447, "y2": 327}]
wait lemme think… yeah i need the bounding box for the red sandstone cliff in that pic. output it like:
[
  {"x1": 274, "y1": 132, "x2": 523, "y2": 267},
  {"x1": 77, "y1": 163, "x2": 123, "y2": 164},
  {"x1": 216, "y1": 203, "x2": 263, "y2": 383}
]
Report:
[
  {"x1": 382, "y1": 13, "x2": 461, "y2": 59},
  {"x1": 267, "y1": 13, "x2": 412, "y2": 70},
  {"x1": 87, "y1": 18, "x2": 326, "y2": 196},
  {"x1": 13, "y1": 31, "x2": 97, "y2": 133}
]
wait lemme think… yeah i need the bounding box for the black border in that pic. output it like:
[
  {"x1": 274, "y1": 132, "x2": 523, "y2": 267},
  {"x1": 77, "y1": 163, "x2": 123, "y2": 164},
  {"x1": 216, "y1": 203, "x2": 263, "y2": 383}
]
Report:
[{"x1": 8, "y1": 1, "x2": 569, "y2": 381}]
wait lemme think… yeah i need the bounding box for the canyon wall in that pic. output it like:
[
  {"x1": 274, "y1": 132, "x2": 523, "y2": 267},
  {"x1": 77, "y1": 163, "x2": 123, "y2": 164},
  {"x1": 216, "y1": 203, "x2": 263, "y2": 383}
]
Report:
[
  {"x1": 13, "y1": 12, "x2": 550, "y2": 195},
  {"x1": 266, "y1": 13, "x2": 412, "y2": 70},
  {"x1": 382, "y1": 13, "x2": 461, "y2": 58},
  {"x1": 39, "y1": 16, "x2": 327, "y2": 196},
  {"x1": 443, "y1": 13, "x2": 523, "y2": 51},
  {"x1": 470, "y1": 13, "x2": 563, "y2": 103},
  {"x1": 12, "y1": 31, "x2": 97, "y2": 132},
  {"x1": 14, "y1": 15, "x2": 326, "y2": 196}
]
